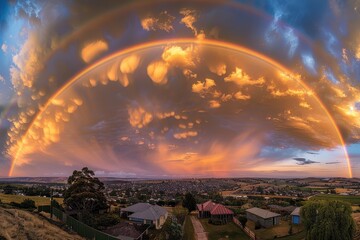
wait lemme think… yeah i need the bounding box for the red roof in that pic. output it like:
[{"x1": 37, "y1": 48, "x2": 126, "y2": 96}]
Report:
[
  {"x1": 197, "y1": 200, "x2": 215, "y2": 211},
  {"x1": 197, "y1": 201, "x2": 233, "y2": 215},
  {"x1": 210, "y1": 204, "x2": 234, "y2": 215}
]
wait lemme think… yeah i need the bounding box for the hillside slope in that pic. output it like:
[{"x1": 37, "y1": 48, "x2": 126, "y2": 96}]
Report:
[{"x1": 0, "y1": 208, "x2": 83, "y2": 240}]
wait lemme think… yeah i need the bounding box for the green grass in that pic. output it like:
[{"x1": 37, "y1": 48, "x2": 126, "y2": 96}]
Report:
[
  {"x1": 277, "y1": 231, "x2": 306, "y2": 240},
  {"x1": 200, "y1": 219, "x2": 251, "y2": 240},
  {"x1": 0, "y1": 193, "x2": 63, "y2": 206},
  {"x1": 183, "y1": 215, "x2": 196, "y2": 240},
  {"x1": 311, "y1": 194, "x2": 360, "y2": 205}
]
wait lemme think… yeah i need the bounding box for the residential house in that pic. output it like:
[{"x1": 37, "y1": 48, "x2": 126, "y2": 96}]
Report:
[
  {"x1": 290, "y1": 207, "x2": 301, "y2": 224},
  {"x1": 246, "y1": 207, "x2": 281, "y2": 228},
  {"x1": 197, "y1": 200, "x2": 234, "y2": 224},
  {"x1": 121, "y1": 203, "x2": 168, "y2": 229}
]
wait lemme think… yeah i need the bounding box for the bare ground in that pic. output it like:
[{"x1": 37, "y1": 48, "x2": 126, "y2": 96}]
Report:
[{"x1": 0, "y1": 207, "x2": 83, "y2": 240}]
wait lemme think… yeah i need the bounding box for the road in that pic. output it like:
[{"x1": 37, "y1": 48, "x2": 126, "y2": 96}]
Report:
[{"x1": 190, "y1": 215, "x2": 208, "y2": 240}]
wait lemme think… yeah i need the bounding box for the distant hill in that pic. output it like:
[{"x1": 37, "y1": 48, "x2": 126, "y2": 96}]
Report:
[{"x1": 0, "y1": 176, "x2": 135, "y2": 184}]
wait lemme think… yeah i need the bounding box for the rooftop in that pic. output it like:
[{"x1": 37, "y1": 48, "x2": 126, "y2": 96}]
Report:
[
  {"x1": 290, "y1": 207, "x2": 301, "y2": 216},
  {"x1": 246, "y1": 207, "x2": 280, "y2": 219}
]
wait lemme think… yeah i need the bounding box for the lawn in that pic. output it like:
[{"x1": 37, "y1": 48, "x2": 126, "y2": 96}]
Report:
[
  {"x1": 247, "y1": 220, "x2": 304, "y2": 240},
  {"x1": 183, "y1": 215, "x2": 196, "y2": 240},
  {"x1": 0, "y1": 193, "x2": 63, "y2": 206},
  {"x1": 311, "y1": 194, "x2": 360, "y2": 205},
  {"x1": 200, "y1": 219, "x2": 251, "y2": 240},
  {"x1": 277, "y1": 231, "x2": 306, "y2": 240}
]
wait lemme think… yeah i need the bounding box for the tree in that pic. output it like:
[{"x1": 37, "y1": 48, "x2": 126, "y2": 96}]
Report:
[
  {"x1": 238, "y1": 215, "x2": 248, "y2": 227},
  {"x1": 3, "y1": 185, "x2": 14, "y2": 194},
  {"x1": 161, "y1": 218, "x2": 182, "y2": 240},
  {"x1": 63, "y1": 167, "x2": 108, "y2": 219},
  {"x1": 301, "y1": 200, "x2": 355, "y2": 240},
  {"x1": 182, "y1": 192, "x2": 197, "y2": 214}
]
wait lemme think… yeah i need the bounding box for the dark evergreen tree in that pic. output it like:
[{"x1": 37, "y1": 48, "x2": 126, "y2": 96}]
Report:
[
  {"x1": 63, "y1": 167, "x2": 108, "y2": 219},
  {"x1": 182, "y1": 192, "x2": 196, "y2": 214}
]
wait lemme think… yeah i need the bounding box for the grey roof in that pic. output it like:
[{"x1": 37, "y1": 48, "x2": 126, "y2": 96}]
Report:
[
  {"x1": 290, "y1": 207, "x2": 301, "y2": 216},
  {"x1": 246, "y1": 207, "x2": 280, "y2": 219},
  {"x1": 122, "y1": 203, "x2": 153, "y2": 213},
  {"x1": 123, "y1": 203, "x2": 167, "y2": 221}
]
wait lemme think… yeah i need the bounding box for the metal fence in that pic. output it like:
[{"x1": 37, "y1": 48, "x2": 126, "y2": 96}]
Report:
[{"x1": 38, "y1": 205, "x2": 119, "y2": 240}]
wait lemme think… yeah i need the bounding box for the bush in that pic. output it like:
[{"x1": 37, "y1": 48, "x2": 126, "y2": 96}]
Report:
[
  {"x1": 10, "y1": 199, "x2": 36, "y2": 209},
  {"x1": 238, "y1": 215, "x2": 247, "y2": 227},
  {"x1": 21, "y1": 199, "x2": 36, "y2": 209}
]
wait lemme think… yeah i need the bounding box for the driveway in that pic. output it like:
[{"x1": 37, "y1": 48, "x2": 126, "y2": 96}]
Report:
[{"x1": 190, "y1": 216, "x2": 208, "y2": 240}]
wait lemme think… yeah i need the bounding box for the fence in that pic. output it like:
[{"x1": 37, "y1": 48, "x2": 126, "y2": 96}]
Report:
[
  {"x1": 38, "y1": 205, "x2": 119, "y2": 240},
  {"x1": 233, "y1": 217, "x2": 257, "y2": 240}
]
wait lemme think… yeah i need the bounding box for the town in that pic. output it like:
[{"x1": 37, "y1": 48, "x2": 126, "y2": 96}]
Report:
[{"x1": 1, "y1": 171, "x2": 360, "y2": 240}]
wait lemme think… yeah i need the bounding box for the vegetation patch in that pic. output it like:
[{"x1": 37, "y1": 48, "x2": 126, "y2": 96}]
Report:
[
  {"x1": 311, "y1": 194, "x2": 360, "y2": 205},
  {"x1": 200, "y1": 219, "x2": 251, "y2": 240}
]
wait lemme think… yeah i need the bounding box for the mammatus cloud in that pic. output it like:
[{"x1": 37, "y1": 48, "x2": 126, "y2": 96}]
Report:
[
  {"x1": 2, "y1": 0, "x2": 360, "y2": 177},
  {"x1": 81, "y1": 40, "x2": 109, "y2": 63}
]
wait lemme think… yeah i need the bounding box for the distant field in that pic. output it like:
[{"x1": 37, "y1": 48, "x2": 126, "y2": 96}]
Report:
[
  {"x1": 0, "y1": 193, "x2": 63, "y2": 206},
  {"x1": 311, "y1": 194, "x2": 360, "y2": 205}
]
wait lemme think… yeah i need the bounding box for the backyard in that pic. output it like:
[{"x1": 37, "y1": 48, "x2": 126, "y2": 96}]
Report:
[
  {"x1": 247, "y1": 220, "x2": 304, "y2": 240},
  {"x1": 200, "y1": 219, "x2": 251, "y2": 240}
]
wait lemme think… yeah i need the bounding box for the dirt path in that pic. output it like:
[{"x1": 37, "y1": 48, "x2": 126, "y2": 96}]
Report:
[
  {"x1": 0, "y1": 207, "x2": 83, "y2": 240},
  {"x1": 190, "y1": 216, "x2": 208, "y2": 240}
]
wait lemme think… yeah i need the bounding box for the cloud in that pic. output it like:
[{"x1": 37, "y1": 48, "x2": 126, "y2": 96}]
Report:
[
  {"x1": 127, "y1": 106, "x2": 153, "y2": 129},
  {"x1": 162, "y1": 45, "x2": 198, "y2": 68},
  {"x1": 306, "y1": 151, "x2": 319, "y2": 155},
  {"x1": 1, "y1": 43, "x2": 7, "y2": 53},
  {"x1": 293, "y1": 157, "x2": 319, "y2": 165},
  {"x1": 147, "y1": 60, "x2": 168, "y2": 85},
  {"x1": 81, "y1": 40, "x2": 108, "y2": 63},
  {"x1": 0, "y1": 75, "x2": 4, "y2": 83},
  {"x1": 141, "y1": 11, "x2": 175, "y2": 32},
  {"x1": 180, "y1": 9, "x2": 198, "y2": 35},
  {"x1": 224, "y1": 68, "x2": 265, "y2": 86},
  {"x1": 192, "y1": 78, "x2": 216, "y2": 93},
  {"x1": 325, "y1": 161, "x2": 340, "y2": 164}
]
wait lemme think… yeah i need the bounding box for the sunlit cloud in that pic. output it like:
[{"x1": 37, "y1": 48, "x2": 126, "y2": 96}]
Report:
[{"x1": 81, "y1": 40, "x2": 108, "y2": 63}]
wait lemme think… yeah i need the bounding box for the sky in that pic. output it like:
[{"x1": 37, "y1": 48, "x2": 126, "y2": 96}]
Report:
[{"x1": 0, "y1": 0, "x2": 360, "y2": 178}]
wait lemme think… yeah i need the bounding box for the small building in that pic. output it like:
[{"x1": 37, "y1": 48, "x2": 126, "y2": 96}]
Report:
[
  {"x1": 290, "y1": 207, "x2": 301, "y2": 224},
  {"x1": 105, "y1": 222, "x2": 149, "y2": 240},
  {"x1": 246, "y1": 207, "x2": 281, "y2": 228},
  {"x1": 121, "y1": 203, "x2": 168, "y2": 229},
  {"x1": 197, "y1": 200, "x2": 234, "y2": 224}
]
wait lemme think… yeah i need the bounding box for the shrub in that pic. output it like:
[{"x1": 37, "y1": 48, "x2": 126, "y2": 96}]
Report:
[
  {"x1": 21, "y1": 199, "x2": 36, "y2": 209},
  {"x1": 238, "y1": 215, "x2": 248, "y2": 227}
]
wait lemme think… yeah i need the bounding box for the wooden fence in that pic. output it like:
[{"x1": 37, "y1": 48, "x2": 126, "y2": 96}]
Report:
[{"x1": 233, "y1": 217, "x2": 257, "y2": 240}]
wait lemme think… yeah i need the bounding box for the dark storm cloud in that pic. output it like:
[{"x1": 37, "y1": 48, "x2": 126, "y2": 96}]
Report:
[
  {"x1": 293, "y1": 158, "x2": 319, "y2": 165},
  {"x1": 307, "y1": 152, "x2": 319, "y2": 155}
]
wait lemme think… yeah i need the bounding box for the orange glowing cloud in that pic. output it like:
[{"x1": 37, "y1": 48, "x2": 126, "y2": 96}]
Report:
[{"x1": 81, "y1": 40, "x2": 108, "y2": 63}]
